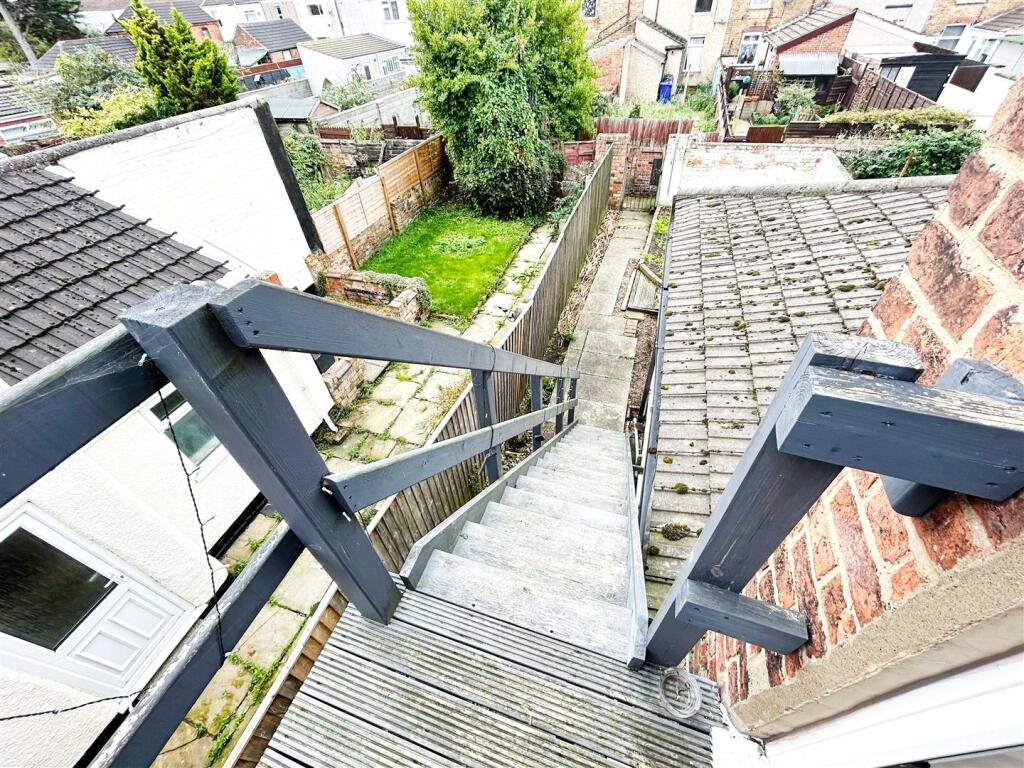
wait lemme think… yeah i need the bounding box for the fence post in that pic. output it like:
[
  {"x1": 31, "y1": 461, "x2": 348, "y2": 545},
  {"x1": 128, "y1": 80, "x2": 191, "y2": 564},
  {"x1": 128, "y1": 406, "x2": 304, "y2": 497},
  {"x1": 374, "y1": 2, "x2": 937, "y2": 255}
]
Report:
[
  {"x1": 567, "y1": 377, "x2": 577, "y2": 425},
  {"x1": 332, "y1": 202, "x2": 357, "y2": 269},
  {"x1": 378, "y1": 170, "x2": 398, "y2": 235},
  {"x1": 555, "y1": 376, "x2": 566, "y2": 433},
  {"x1": 412, "y1": 141, "x2": 427, "y2": 201},
  {"x1": 120, "y1": 283, "x2": 400, "y2": 625},
  {"x1": 472, "y1": 369, "x2": 502, "y2": 483},
  {"x1": 531, "y1": 375, "x2": 543, "y2": 450}
]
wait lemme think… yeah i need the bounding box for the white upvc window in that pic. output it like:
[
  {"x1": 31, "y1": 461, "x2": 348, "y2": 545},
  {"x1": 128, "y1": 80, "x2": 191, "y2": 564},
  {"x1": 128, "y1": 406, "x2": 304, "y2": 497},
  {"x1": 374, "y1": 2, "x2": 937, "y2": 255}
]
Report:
[
  {"x1": 686, "y1": 36, "x2": 705, "y2": 71},
  {"x1": 936, "y1": 23, "x2": 966, "y2": 49},
  {"x1": 143, "y1": 384, "x2": 222, "y2": 471},
  {"x1": 581, "y1": 0, "x2": 597, "y2": 18},
  {"x1": 308, "y1": 3, "x2": 323, "y2": 13},
  {"x1": 971, "y1": 37, "x2": 999, "y2": 62},
  {"x1": 382, "y1": 56, "x2": 401, "y2": 74},
  {"x1": 242, "y1": 9, "x2": 258, "y2": 21},
  {"x1": 749, "y1": 0, "x2": 771, "y2": 9},
  {"x1": 382, "y1": 0, "x2": 400, "y2": 20},
  {"x1": 737, "y1": 31, "x2": 762, "y2": 64}
]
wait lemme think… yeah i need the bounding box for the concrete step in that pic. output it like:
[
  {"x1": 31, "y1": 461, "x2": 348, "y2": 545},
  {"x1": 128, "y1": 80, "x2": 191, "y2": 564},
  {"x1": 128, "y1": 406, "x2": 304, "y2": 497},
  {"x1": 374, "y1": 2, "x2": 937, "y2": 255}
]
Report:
[
  {"x1": 514, "y1": 476, "x2": 624, "y2": 514},
  {"x1": 480, "y1": 503, "x2": 628, "y2": 564},
  {"x1": 451, "y1": 523, "x2": 628, "y2": 605},
  {"x1": 561, "y1": 433, "x2": 627, "y2": 454},
  {"x1": 547, "y1": 446, "x2": 625, "y2": 472},
  {"x1": 498, "y1": 489, "x2": 627, "y2": 532},
  {"x1": 535, "y1": 456, "x2": 631, "y2": 486},
  {"x1": 526, "y1": 466, "x2": 625, "y2": 497},
  {"x1": 418, "y1": 550, "x2": 633, "y2": 661}
]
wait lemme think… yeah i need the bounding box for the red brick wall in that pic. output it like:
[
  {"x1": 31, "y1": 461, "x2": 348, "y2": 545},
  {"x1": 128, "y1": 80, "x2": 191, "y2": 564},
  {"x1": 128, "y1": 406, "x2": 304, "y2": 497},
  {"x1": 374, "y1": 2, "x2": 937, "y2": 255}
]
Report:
[
  {"x1": 194, "y1": 21, "x2": 223, "y2": 43},
  {"x1": 596, "y1": 132, "x2": 628, "y2": 210},
  {"x1": 691, "y1": 78, "x2": 1024, "y2": 711},
  {"x1": 782, "y1": 18, "x2": 852, "y2": 55},
  {"x1": 591, "y1": 40, "x2": 625, "y2": 95}
]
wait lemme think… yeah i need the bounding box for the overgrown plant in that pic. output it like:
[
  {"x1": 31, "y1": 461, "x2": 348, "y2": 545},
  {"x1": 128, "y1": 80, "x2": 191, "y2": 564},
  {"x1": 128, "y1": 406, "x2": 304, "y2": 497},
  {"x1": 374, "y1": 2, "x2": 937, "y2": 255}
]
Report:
[
  {"x1": 18, "y1": 47, "x2": 145, "y2": 117},
  {"x1": 59, "y1": 86, "x2": 164, "y2": 137},
  {"x1": 773, "y1": 83, "x2": 815, "y2": 122},
  {"x1": 838, "y1": 127, "x2": 982, "y2": 179},
  {"x1": 0, "y1": 0, "x2": 79, "y2": 60},
  {"x1": 409, "y1": 0, "x2": 596, "y2": 217},
  {"x1": 822, "y1": 105, "x2": 968, "y2": 128},
  {"x1": 281, "y1": 130, "x2": 351, "y2": 210},
  {"x1": 321, "y1": 72, "x2": 373, "y2": 110}
]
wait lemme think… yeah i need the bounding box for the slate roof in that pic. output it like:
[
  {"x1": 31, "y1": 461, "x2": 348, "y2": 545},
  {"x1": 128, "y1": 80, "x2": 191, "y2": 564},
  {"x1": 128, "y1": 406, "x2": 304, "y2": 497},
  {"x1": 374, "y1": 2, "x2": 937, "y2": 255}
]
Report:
[
  {"x1": 766, "y1": 3, "x2": 855, "y2": 48},
  {"x1": 976, "y1": 5, "x2": 1024, "y2": 34},
  {"x1": 644, "y1": 183, "x2": 948, "y2": 611},
  {"x1": 34, "y1": 36, "x2": 137, "y2": 70},
  {"x1": 0, "y1": 168, "x2": 226, "y2": 385},
  {"x1": 106, "y1": 0, "x2": 214, "y2": 33},
  {"x1": 299, "y1": 33, "x2": 404, "y2": 60},
  {"x1": 236, "y1": 19, "x2": 310, "y2": 52},
  {"x1": 0, "y1": 87, "x2": 43, "y2": 125}
]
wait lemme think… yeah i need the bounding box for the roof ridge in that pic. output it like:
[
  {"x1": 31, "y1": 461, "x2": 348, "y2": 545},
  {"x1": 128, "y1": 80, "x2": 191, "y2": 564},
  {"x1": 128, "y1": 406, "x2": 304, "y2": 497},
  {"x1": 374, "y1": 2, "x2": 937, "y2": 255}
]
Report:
[{"x1": 673, "y1": 175, "x2": 955, "y2": 198}]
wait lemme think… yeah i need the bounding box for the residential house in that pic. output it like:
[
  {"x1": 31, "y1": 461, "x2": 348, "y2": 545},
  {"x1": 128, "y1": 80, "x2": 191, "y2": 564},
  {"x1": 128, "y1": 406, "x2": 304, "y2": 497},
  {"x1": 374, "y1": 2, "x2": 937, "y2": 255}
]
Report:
[
  {"x1": 234, "y1": 18, "x2": 312, "y2": 64},
  {"x1": 76, "y1": 0, "x2": 130, "y2": 33},
  {"x1": 937, "y1": 5, "x2": 1022, "y2": 125},
  {"x1": 0, "y1": 100, "x2": 334, "y2": 766},
  {"x1": 298, "y1": 33, "x2": 406, "y2": 95},
  {"x1": 201, "y1": 0, "x2": 268, "y2": 41},
  {"x1": 33, "y1": 35, "x2": 137, "y2": 71},
  {"x1": 335, "y1": 0, "x2": 413, "y2": 46},
  {"x1": 105, "y1": 0, "x2": 224, "y2": 42},
  {"x1": 923, "y1": 0, "x2": 1020, "y2": 36},
  {"x1": 0, "y1": 86, "x2": 58, "y2": 146}
]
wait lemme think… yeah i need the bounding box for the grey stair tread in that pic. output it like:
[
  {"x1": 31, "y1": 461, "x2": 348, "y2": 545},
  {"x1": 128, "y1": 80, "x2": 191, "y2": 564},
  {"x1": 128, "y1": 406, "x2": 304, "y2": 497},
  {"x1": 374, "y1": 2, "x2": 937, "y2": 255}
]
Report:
[
  {"x1": 392, "y1": 588, "x2": 724, "y2": 729},
  {"x1": 497, "y1": 488, "x2": 627, "y2": 531},
  {"x1": 536, "y1": 456, "x2": 630, "y2": 484},
  {"x1": 302, "y1": 649, "x2": 618, "y2": 767},
  {"x1": 452, "y1": 521, "x2": 628, "y2": 604},
  {"x1": 481, "y1": 502, "x2": 628, "y2": 561},
  {"x1": 418, "y1": 551, "x2": 633, "y2": 660},
  {"x1": 548, "y1": 447, "x2": 626, "y2": 471},
  {"x1": 526, "y1": 465, "x2": 626, "y2": 496},
  {"x1": 326, "y1": 608, "x2": 714, "y2": 768},
  {"x1": 515, "y1": 476, "x2": 624, "y2": 513}
]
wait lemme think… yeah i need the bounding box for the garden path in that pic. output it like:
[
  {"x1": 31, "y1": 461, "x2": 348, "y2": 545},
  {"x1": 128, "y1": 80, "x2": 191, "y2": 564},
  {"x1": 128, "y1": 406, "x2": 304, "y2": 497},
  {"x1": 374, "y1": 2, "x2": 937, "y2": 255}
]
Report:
[{"x1": 565, "y1": 210, "x2": 653, "y2": 430}]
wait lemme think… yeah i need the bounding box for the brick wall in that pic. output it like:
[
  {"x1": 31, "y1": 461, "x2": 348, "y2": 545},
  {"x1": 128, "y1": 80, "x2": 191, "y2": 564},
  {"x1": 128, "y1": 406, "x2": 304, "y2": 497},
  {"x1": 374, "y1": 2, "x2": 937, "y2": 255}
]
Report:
[
  {"x1": 783, "y1": 19, "x2": 852, "y2": 54},
  {"x1": 922, "y1": 0, "x2": 1019, "y2": 34},
  {"x1": 723, "y1": 0, "x2": 816, "y2": 57},
  {"x1": 582, "y1": 0, "x2": 640, "y2": 44},
  {"x1": 590, "y1": 37, "x2": 626, "y2": 94},
  {"x1": 597, "y1": 132, "x2": 628, "y2": 210},
  {"x1": 691, "y1": 78, "x2": 1024, "y2": 733}
]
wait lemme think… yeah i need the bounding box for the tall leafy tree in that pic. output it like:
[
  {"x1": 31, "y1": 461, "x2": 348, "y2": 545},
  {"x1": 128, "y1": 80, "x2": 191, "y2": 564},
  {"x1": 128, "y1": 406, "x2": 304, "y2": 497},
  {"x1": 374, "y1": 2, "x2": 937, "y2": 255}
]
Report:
[
  {"x1": 19, "y1": 47, "x2": 146, "y2": 117},
  {"x1": 409, "y1": 0, "x2": 596, "y2": 217},
  {"x1": 120, "y1": 0, "x2": 238, "y2": 115}
]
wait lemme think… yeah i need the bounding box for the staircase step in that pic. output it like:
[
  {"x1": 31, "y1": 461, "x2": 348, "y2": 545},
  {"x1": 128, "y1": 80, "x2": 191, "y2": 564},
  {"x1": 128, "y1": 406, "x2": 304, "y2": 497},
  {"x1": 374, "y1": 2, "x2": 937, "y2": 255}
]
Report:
[
  {"x1": 560, "y1": 438, "x2": 628, "y2": 458},
  {"x1": 418, "y1": 551, "x2": 632, "y2": 660},
  {"x1": 514, "y1": 476, "x2": 625, "y2": 514},
  {"x1": 498, "y1": 489, "x2": 627, "y2": 532},
  {"x1": 526, "y1": 466, "x2": 625, "y2": 497},
  {"x1": 480, "y1": 502, "x2": 628, "y2": 564},
  {"x1": 535, "y1": 458, "x2": 632, "y2": 489},
  {"x1": 547, "y1": 447, "x2": 625, "y2": 472},
  {"x1": 451, "y1": 523, "x2": 628, "y2": 604}
]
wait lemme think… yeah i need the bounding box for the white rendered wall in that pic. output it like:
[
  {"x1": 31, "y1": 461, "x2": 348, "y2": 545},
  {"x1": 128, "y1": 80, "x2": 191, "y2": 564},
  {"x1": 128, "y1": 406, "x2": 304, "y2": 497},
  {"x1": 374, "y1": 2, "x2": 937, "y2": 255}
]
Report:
[
  {"x1": 938, "y1": 69, "x2": 1015, "y2": 129},
  {"x1": 337, "y1": 0, "x2": 412, "y2": 45},
  {"x1": 55, "y1": 106, "x2": 315, "y2": 290},
  {"x1": 300, "y1": 45, "x2": 405, "y2": 94},
  {"x1": 206, "y1": 1, "x2": 267, "y2": 41}
]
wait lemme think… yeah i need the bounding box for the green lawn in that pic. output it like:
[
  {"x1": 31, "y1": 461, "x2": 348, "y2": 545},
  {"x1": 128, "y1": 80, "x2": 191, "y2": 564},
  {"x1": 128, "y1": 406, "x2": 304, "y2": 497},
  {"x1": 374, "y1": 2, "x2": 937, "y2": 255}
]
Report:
[{"x1": 361, "y1": 204, "x2": 532, "y2": 317}]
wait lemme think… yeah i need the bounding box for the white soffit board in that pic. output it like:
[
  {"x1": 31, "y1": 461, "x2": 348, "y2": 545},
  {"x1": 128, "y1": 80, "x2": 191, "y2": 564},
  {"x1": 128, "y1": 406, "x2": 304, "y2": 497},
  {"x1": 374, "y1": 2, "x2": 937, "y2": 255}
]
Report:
[{"x1": 778, "y1": 52, "x2": 840, "y2": 75}]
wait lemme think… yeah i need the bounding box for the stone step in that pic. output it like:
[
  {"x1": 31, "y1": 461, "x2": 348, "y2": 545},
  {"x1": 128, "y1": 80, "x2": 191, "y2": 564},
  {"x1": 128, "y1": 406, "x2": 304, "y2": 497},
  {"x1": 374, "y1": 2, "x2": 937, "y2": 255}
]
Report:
[
  {"x1": 526, "y1": 466, "x2": 625, "y2": 497},
  {"x1": 514, "y1": 476, "x2": 625, "y2": 514},
  {"x1": 547, "y1": 446, "x2": 626, "y2": 472},
  {"x1": 480, "y1": 503, "x2": 628, "y2": 564},
  {"x1": 451, "y1": 523, "x2": 628, "y2": 605},
  {"x1": 498, "y1": 488, "x2": 627, "y2": 532},
  {"x1": 535, "y1": 456, "x2": 631, "y2": 487},
  {"x1": 561, "y1": 433, "x2": 627, "y2": 453},
  {"x1": 418, "y1": 551, "x2": 633, "y2": 661}
]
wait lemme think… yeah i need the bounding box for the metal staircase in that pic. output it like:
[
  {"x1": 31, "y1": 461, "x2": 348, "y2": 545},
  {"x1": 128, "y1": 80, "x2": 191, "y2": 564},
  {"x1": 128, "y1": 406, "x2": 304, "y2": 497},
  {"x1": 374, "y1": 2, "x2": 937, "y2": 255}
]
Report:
[{"x1": 408, "y1": 424, "x2": 642, "y2": 663}]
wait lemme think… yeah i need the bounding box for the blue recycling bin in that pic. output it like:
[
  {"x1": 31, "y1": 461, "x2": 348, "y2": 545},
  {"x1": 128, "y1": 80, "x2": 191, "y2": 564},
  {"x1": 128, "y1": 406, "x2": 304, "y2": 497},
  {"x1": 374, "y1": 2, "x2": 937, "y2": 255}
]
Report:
[{"x1": 658, "y1": 77, "x2": 673, "y2": 104}]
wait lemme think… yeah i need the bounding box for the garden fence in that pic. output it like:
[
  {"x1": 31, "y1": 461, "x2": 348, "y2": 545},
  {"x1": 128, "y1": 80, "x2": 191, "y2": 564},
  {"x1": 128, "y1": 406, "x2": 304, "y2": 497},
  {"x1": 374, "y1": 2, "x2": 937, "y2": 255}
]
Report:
[
  {"x1": 310, "y1": 134, "x2": 447, "y2": 267},
  {"x1": 593, "y1": 116, "x2": 693, "y2": 145},
  {"x1": 363, "y1": 146, "x2": 614, "y2": 568}
]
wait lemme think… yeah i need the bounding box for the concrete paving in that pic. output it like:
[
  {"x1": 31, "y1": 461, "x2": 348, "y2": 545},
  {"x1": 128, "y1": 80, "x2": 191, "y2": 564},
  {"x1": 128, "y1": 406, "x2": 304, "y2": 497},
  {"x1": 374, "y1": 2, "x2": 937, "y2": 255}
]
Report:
[{"x1": 566, "y1": 210, "x2": 651, "y2": 430}]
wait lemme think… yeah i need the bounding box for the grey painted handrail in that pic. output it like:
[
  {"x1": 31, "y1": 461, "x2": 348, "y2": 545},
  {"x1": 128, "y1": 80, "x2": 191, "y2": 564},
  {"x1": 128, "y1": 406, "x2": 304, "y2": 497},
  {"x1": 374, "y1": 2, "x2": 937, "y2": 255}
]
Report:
[
  {"x1": 211, "y1": 279, "x2": 579, "y2": 380},
  {"x1": 322, "y1": 397, "x2": 578, "y2": 514}
]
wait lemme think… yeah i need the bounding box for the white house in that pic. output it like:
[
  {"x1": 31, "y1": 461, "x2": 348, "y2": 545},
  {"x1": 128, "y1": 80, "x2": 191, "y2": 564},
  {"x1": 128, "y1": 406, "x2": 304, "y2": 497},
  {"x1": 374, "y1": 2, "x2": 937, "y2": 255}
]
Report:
[
  {"x1": 0, "y1": 102, "x2": 334, "y2": 767},
  {"x1": 298, "y1": 32, "x2": 406, "y2": 95},
  {"x1": 201, "y1": 0, "x2": 268, "y2": 41},
  {"x1": 334, "y1": 0, "x2": 413, "y2": 45}
]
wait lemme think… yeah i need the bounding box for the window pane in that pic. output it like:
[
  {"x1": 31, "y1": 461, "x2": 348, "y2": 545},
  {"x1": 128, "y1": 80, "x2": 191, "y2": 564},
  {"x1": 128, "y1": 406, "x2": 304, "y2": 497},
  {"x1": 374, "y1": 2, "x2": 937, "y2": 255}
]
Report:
[
  {"x1": 0, "y1": 529, "x2": 114, "y2": 650},
  {"x1": 150, "y1": 389, "x2": 186, "y2": 421},
  {"x1": 165, "y1": 409, "x2": 219, "y2": 466},
  {"x1": 695, "y1": 0, "x2": 712, "y2": 12}
]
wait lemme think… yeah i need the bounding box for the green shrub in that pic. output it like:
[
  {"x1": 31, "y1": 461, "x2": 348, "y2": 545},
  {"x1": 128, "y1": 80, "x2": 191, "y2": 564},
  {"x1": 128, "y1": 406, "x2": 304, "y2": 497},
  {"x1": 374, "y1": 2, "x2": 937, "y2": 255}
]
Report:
[
  {"x1": 822, "y1": 105, "x2": 968, "y2": 127},
  {"x1": 59, "y1": 86, "x2": 166, "y2": 137},
  {"x1": 321, "y1": 73, "x2": 373, "y2": 111},
  {"x1": 281, "y1": 130, "x2": 351, "y2": 210},
  {"x1": 774, "y1": 83, "x2": 815, "y2": 121},
  {"x1": 751, "y1": 112, "x2": 786, "y2": 126},
  {"x1": 19, "y1": 47, "x2": 145, "y2": 118},
  {"x1": 726, "y1": 81, "x2": 740, "y2": 100},
  {"x1": 838, "y1": 127, "x2": 982, "y2": 179}
]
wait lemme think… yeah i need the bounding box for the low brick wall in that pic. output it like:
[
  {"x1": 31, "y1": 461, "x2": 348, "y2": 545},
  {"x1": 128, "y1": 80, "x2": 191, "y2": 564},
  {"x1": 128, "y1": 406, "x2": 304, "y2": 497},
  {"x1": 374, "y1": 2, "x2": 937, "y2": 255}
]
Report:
[{"x1": 324, "y1": 268, "x2": 427, "y2": 324}]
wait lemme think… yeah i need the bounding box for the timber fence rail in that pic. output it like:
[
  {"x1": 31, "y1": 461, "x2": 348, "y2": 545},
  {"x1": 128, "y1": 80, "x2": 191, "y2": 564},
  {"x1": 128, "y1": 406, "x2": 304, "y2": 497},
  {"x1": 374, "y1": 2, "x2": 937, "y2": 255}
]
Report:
[{"x1": 364, "y1": 146, "x2": 614, "y2": 569}]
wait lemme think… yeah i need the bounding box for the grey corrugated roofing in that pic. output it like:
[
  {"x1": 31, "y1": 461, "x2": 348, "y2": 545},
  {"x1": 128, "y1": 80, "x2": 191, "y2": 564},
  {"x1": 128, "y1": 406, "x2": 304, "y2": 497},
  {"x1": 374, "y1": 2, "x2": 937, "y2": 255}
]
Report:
[
  {"x1": 0, "y1": 87, "x2": 42, "y2": 124},
  {"x1": 0, "y1": 168, "x2": 227, "y2": 384},
  {"x1": 299, "y1": 32, "x2": 404, "y2": 60},
  {"x1": 34, "y1": 36, "x2": 137, "y2": 70},
  {"x1": 766, "y1": 4, "x2": 855, "y2": 47},
  {"x1": 644, "y1": 183, "x2": 947, "y2": 612},
  {"x1": 236, "y1": 19, "x2": 311, "y2": 53},
  {"x1": 976, "y1": 5, "x2": 1024, "y2": 33},
  {"x1": 264, "y1": 96, "x2": 318, "y2": 120},
  {"x1": 106, "y1": 0, "x2": 214, "y2": 33}
]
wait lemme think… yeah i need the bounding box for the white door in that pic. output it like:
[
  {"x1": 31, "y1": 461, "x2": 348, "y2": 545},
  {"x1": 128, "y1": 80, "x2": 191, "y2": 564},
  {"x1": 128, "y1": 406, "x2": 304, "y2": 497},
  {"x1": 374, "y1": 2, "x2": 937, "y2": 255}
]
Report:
[{"x1": 0, "y1": 504, "x2": 192, "y2": 699}]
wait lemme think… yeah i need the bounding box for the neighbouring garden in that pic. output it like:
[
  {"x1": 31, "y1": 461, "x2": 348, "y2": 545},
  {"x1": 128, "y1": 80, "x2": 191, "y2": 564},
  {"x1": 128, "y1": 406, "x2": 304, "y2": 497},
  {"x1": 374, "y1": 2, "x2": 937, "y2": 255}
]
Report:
[
  {"x1": 360, "y1": 204, "x2": 533, "y2": 317},
  {"x1": 605, "y1": 86, "x2": 717, "y2": 133}
]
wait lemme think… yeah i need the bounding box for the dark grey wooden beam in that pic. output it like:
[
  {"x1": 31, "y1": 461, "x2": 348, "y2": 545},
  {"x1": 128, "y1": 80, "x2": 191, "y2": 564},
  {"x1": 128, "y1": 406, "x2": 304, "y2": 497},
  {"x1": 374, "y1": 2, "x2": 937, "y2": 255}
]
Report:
[
  {"x1": 531, "y1": 375, "x2": 543, "y2": 450},
  {"x1": 120, "y1": 283, "x2": 400, "y2": 624},
  {"x1": 775, "y1": 366, "x2": 1024, "y2": 500},
  {"x1": 676, "y1": 579, "x2": 808, "y2": 654},
  {"x1": 646, "y1": 332, "x2": 923, "y2": 666},
  {"x1": 322, "y1": 398, "x2": 577, "y2": 514},
  {"x1": 472, "y1": 369, "x2": 502, "y2": 484},
  {"x1": 210, "y1": 279, "x2": 575, "y2": 379},
  {"x1": 90, "y1": 523, "x2": 303, "y2": 768},
  {"x1": 0, "y1": 327, "x2": 163, "y2": 507},
  {"x1": 882, "y1": 358, "x2": 1024, "y2": 516}
]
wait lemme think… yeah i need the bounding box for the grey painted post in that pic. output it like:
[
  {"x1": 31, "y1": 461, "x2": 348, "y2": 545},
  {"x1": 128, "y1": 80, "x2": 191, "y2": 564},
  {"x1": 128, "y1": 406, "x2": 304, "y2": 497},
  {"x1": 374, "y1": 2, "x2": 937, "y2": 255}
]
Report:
[
  {"x1": 472, "y1": 369, "x2": 501, "y2": 483},
  {"x1": 120, "y1": 283, "x2": 400, "y2": 624},
  {"x1": 646, "y1": 333, "x2": 923, "y2": 666},
  {"x1": 555, "y1": 377, "x2": 566, "y2": 433},
  {"x1": 531, "y1": 375, "x2": 543, "y2": 450},
  {"x1": 567, "y1": 377, "x2": 578, "y2": 425}
]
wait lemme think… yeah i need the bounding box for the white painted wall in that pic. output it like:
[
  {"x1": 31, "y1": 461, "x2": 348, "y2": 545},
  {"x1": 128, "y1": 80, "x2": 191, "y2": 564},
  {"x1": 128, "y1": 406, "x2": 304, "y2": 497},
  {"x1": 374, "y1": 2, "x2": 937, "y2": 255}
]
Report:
[
  {"x1": 299, "y1": 44, "x2": 406, "y2": 95},
  {"x1": 938, "y1": 69, "x2": 1016, "y2": 128},
  {"x1": 205, "y1": 0, "x2": 267, "y2": 41},
  {"x1": 337, "y1": 0, "x2": 412, "y2": 45},
  {"x1": 636, "y1": 0, "x2": 733, "y2": 87},
  {"x1": 55, "y1": 105, "x2": 315, "y2": 291},
  {"x1": 843, "y1": 12, "x2": 927, "y2": 57}
]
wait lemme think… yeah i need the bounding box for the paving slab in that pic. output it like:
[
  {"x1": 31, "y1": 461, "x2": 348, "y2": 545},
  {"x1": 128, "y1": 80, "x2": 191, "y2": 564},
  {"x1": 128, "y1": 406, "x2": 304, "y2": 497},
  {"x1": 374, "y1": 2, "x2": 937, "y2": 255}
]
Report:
[
  {"x1": 578, "y1": 349, "x2": 635, "y2": 381},
  {"x1": 345, "y1": 402, "x2": 401, "y2": 434},
  {"x1": 389, "y1": 399, "x2": 436, "y2": 443},
  {"x1": 577, "y1": 372, "x2": 632, "y2": 406},
  {"x1": 234, "y1": 602, "x2": 307, "y2": 669},
  {"x1": 372, "y1": 374, "x2": 420, "y2": 404},
  {"x1": 418, "y1": 370, "x2": 468, "y2": 401},
  {"x1": 271, "y1": 549, "x2": 332, "y2": 614},
  {"x1": 583, "y1": 330, "x2": 637, "y2": 358}
]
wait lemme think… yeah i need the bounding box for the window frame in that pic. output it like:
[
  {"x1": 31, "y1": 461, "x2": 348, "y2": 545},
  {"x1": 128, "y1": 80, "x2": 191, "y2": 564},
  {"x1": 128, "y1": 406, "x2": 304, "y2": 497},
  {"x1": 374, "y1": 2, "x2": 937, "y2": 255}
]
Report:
[
  {"x1": 581, "y1": 0, "x2": 597, "y2": 18},
  {"x1": 936, "y1": 23, "x2": 966, "y2": 50},
  {"x1": 737, "y1": 31, "x2": 762, "y2": 65},
  {"x1": 308, "y1": 2, "x2": 323, "y2": 13},
  {"x1": 141, "y1": 383, "x2": 225, "y2": 476},
  {"x1": 382, "y1": 0, "x2": 400, "y2": 21},
  {"x1": 686, "y1": 36, "x2": 706, "y2": 71},
  {"x1": 694, "y1": 0, "x2": 712, "y2": 14},
  {"x1": 748, "y1": 0, "x2": 770, "y2": 9}
]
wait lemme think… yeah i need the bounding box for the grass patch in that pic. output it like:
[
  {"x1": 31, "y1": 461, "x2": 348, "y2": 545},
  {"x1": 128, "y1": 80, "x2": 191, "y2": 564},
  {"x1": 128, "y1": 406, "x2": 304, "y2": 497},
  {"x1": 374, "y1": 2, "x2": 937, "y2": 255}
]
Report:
[{"x1": 360, "y1": 204, "x2": 532, "y2": 317}]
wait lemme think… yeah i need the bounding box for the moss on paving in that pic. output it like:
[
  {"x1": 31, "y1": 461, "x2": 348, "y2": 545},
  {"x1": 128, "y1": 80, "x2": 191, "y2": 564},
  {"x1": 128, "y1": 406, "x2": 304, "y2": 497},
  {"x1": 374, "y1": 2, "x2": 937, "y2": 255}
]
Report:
[{"x1": 361, "y1": 204, "x2": 531, "y2": 317}]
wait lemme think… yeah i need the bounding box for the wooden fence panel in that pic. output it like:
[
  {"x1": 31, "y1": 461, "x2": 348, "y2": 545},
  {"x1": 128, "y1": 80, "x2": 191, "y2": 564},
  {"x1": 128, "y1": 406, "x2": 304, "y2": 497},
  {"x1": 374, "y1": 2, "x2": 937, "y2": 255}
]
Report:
[
  {"x1": 364, "y1": 147, "x2": 614, "y2": 569},
  {"x1": 594, "y1": 116, "x2": 693, "y2": 145}
]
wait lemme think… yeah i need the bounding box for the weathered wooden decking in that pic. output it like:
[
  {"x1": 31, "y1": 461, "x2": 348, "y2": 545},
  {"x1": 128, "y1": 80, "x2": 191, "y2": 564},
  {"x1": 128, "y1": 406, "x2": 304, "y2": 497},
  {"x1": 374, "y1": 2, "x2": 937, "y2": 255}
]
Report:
[{"x1": 260, "y1": 587, "x2": 721, "y2": 768}]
